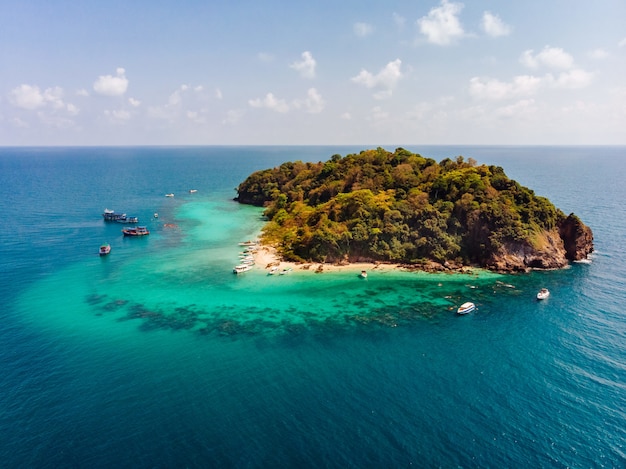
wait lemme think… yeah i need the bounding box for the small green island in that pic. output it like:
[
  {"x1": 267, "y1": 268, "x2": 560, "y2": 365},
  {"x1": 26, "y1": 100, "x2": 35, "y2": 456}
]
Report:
[{"x1": 235, "y1": 147, "x2": 593, "y2": 273}]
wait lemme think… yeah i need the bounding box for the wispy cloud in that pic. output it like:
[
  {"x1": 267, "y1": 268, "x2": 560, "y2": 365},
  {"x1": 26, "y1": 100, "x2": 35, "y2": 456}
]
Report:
[
  {"x1": 417, "y1": 0, "x2": 464, "y2": 45},
  {"x1": 392, "y1": 13, "x2": 406, "y2": 30},
  {"x1": 248, "y1": 88, "x2": 326, "y2": 114},
  {"x1": 248, "y1": 93, "x2": 290, "y2": 113},
  {"x1": 293, "y1": 88, "x2": 325, "y2": 113},
  {"x1": 588, "y1": 48, "x2": 609, "y2": 59},
  {"x1": 290, "y1": 51, "x2": 317, "y2": 79},
  {"x1": 469, "y1": 75, "x2": 542, "y2": 101},
  {"x1": 481, "y1": 11, "x2": 511, "y2": 37},
  {"x1": 353, "y1": 22, "x2": 374, "y2": 38}
]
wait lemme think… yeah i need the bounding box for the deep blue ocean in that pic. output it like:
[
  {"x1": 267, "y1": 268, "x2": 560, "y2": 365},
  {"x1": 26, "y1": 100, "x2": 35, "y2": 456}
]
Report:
[{"x1": 0, "y1": 146, "x2": 624, "y2": 468}]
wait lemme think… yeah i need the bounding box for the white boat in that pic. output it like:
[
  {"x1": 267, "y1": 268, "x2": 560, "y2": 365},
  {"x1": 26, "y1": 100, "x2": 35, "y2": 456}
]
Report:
[
  {"x1": 457, "y1": 302, "x2": 475, "y2": 314},
  {"x1": 359, "y1": 270, "x2": 367, "y2": 278},
  {"x1": 189, "y1": 189, "x2": 197, "y2": 193},
  {"x1": 165, "y1": 193, "x2": 174, "y2": 197},
  {"x1": 537, "y1": 288, "x2": 550, "y2": 300},
  {"x1": 99, "y1": 243, "x2": 111, "y2": 256},
  {"x1": 233, "y1": 264, "x2": 252, "y2": 274},
  {"x1": 238, "y1": 241, "x2": 258, "y2": 247},
  {"x1": 268, "y1": 267, "x2": 279, "y2": 275},
  {"x1": 279, "y1": 267, "x2": 292, "y2": 275}
]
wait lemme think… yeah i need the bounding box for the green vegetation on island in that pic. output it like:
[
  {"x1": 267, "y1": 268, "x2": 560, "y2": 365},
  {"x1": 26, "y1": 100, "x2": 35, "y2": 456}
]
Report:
[{"x1": 235, "y1": 148, "x2": 593, "y2": 272}]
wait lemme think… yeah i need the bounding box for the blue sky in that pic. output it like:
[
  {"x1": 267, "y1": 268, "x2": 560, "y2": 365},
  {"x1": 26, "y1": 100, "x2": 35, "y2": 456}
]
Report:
[{"x1": 1, "y1": 0, "x2": 625, "y2": 145}]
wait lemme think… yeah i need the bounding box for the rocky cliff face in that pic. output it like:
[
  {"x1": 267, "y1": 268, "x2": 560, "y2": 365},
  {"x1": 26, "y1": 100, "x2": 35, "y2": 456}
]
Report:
[
  {"x1": 485, "y1": 215, "x2": 593, "y2": 273},
  {"x1": 558, "y1": 213, "x2": 595, "y2": 261}
]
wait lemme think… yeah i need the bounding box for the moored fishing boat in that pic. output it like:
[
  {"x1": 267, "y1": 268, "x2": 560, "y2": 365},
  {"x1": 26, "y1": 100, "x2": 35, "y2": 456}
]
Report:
[
  {"x1": 102, "y1": 208, "x2": 127, "y2": 221},
  {"x1": 233, "y1": 264, "x2": 252, "y2": 274},
  {"x1": 116, "y1": 215, "x2": 138, "y2": 224},
  {"x1": 99, "y1": 243, "x2": 111, "y2": 256},
  {"x1": 122, "y1": 226, "x2": 150, "y2": 237}
]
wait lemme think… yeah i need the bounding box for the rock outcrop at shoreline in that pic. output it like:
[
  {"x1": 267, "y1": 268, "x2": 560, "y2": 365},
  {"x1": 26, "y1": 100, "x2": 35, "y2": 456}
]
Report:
[{"x1": 235, "y1": 147, "x2": 594, "y2": 273}]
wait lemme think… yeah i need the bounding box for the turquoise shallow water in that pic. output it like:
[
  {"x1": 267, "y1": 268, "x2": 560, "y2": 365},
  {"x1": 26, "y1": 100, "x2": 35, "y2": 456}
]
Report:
[{"x1": 1, "y1": 146, "x2": 625, "y2": 467}]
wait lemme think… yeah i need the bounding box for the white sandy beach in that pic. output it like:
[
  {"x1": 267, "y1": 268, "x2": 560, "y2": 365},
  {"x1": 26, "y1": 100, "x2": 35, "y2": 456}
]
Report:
[{"x1": 252, "y1": 244, "x2": 402, "y2": 274}]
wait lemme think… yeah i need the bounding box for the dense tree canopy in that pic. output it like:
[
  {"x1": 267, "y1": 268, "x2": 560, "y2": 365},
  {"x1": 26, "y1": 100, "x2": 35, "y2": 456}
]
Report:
[{"x1": 235, "y1": 147, "x2": 567, "y2": 266}]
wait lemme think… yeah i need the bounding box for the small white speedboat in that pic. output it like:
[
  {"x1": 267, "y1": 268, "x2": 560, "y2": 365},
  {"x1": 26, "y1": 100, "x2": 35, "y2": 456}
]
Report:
[
  {"x1": 457, "y1": 302, "x2": 475, "y2": 314},
  {"x1": 537, "y1": 288, "x2": 550, "y2": 300},
  {"x1": 359, "y1": 270, "x2": 367, "y2": 278},
  {"x1": 233, "y1": 264, "x2": 252, "y2": 274}
]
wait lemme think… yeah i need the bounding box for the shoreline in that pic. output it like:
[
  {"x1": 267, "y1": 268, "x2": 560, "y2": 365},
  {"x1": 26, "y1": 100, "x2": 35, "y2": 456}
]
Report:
[{"x1": 252, "y1": 244, "x2": 479, "y2": 276}]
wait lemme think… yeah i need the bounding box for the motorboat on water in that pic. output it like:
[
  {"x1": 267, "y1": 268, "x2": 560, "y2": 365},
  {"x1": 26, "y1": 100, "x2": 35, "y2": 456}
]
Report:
[
  {"x1": 279, "y1": 267, "x2": 292, "y2": 275},
  {"x1": 116, "y1": 215, "x2": 138, "y2": 224},
  {"x1": 99, "y1": 243, "x2": 111, "y2": 256},
  {"x1": 189, "y1": 189, "x2": 197, "y2": 193},
  {"x1": 165, "y1": 193, "x2": 174, "y2": 197},
  {"x1": 122, "y1": 226, "x2": 150, "y2": 237},
  {"x1": 238, "y1": 241, "x2": 258, "y2": 247},
  {"x1": 457, "y1": 302, "x2": 476, "y2": 315},
  {"x1": 233, "y1": 264, "x2": 252, "y2": 274},
  {"x1": 103, "y1": 209, "x2": 127, "y2": 221},
  {"x1": 537, "y1": 288, "x2": 550, "y2": 300},
  {"x1": 268, "y1": 266, "x2": 279, "y2": 275},
  {"x1": 360, "y1": 270, "x2": 367, "y2": 278}
]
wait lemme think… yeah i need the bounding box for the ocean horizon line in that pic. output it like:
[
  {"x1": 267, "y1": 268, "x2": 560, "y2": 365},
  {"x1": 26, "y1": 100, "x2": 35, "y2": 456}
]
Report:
[{"x1": 1, "y1": 143, "x2": 625, "y2": 149}]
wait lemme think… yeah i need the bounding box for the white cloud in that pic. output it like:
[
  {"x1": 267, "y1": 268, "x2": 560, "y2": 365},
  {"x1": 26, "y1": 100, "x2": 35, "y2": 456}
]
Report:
[
  {"x1": 215, "y1": 88, "x2": 223, "y2": 99},
  {"x1": 9, "y1": 84, "x2": 77, "y2": 115},
  {"x1": 293, "y1": 88, "x2": 325, "y2": 113},
  {"x1": 128, "y1": 97, "x2": 141, "y2": 107},
  {"x1": 551, "y1": 69, "x2": 594, "y2": 89},
  {"x1": 249, "y1": 88, "x2": 326, "y2": 114},
  {"x1": 93, "y1": 68, "x2": 128, "y2": 96},
  {"x1": 469, "y1": 75, "x2": 542, "y2": 100},
  {"x1": 76, "y1": 88, "x2": 89, "y2": 97},
  {"x1": 619, "y1": 38, "x2": 626, "y2": 47},
  {"x1": 353, "y1": 22, "x2": 374, "y2": 38},
  {"x1": 481, "y1": 11, "x2": 511, "y2": 37},
  {"x1": 9, "y1": 84, "x2": 45, "y2": 109},
  {"x1": 351, "y1": 59, "x2": 403, "y2": 99},
  {"x1": 520, "y1": 46, "x2": 574, "y2": 69},
  {"x1": 341, "y1": 112, "x2": 352, "y2": 120},
  {"x1": 248, "y1": 93, "x2": 290, "y2": 113},
  {"x1": 290, "y1": 51, "x2": 317, "y2": 79},
  {"x1": 417, "y1": 0, "x2": 464, "y2": 45}
]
